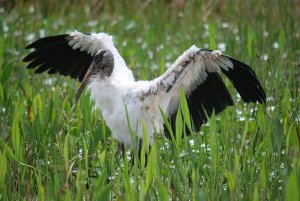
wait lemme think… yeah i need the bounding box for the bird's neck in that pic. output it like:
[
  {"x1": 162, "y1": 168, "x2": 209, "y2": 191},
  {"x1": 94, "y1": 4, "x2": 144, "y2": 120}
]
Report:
[{"x1": 109, "y1": 48, "x2": 134, "y2": 82}]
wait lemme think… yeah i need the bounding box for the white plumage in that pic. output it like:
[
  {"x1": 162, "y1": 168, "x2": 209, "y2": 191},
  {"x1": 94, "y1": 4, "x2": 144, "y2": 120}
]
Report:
[{"x1": 23, "y1": 31, "x2": 266, "y2": 148}]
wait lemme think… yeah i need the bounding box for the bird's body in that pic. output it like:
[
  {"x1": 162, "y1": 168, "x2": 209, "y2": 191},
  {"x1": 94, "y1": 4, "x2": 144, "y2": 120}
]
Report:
[
  {"x1": 90, "y1": 79, "x2": 164, "y2": 146},
  {"x1": 23, "y1": 31, "x2": 266, "y2": 148}
]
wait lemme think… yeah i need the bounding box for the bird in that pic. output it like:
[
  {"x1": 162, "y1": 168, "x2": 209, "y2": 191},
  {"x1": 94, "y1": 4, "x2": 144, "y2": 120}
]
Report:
[{"x1": 23, "y1": 31, "x2": 266, "y2": 149}]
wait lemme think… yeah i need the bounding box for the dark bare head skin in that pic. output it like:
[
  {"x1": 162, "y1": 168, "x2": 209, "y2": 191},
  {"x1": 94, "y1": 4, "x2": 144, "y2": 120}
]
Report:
[
  {"x1": 74, "y1": 49, "x2": 114, "y2": 106},
  {"x1": 92, "y1": 49, "x2": 114, "y2": 77}
]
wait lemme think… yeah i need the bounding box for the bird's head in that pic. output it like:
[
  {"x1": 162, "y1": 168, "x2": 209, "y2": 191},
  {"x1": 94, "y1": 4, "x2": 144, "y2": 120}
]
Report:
[
  {"x1": 74, "y1": 49, "x2": 114, "y2": 105},
  {"x1": 92, "y1": 49, "x2": 114, "y2": 76}
]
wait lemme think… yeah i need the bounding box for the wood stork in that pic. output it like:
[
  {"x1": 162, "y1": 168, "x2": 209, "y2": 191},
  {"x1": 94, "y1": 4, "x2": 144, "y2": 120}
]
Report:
[{"x1": 23, "y1": 31, "x2": 266, "y2": 148}]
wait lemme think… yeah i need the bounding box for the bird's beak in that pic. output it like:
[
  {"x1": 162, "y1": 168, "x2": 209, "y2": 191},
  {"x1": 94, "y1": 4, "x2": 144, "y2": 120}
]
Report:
[{"x1": 74, "y1": 67, "x2": 94, "y2": 106}]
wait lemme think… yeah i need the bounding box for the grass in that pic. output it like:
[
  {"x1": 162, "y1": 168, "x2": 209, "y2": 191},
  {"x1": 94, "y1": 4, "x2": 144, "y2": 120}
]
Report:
[{"x1": 0, "y1": 0, "x2": 299, "y2": 200}]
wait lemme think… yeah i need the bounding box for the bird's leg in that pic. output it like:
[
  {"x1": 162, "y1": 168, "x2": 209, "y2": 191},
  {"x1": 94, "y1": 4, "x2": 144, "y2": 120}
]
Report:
[
  {"x1": 118, "y1": 142, "x2": 125, "y2": 158},
  {"x1": 138, "y1": 140, "x2": 151, "y2": 166},
  {"x1": 130, "y1": 139, "x2": 151, "y2": 166}
]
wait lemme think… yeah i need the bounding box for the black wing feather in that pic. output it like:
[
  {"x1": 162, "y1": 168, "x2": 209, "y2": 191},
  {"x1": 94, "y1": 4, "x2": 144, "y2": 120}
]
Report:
[
  {"x1": 222, "y1": 56, "x2": 266, "y2": 104},
  {"x1": 23, "y1": 34, "x2": 93, "y2": 82},
  {"x1": 25, "y1": 35, "x2": 68, "y2": 49}
]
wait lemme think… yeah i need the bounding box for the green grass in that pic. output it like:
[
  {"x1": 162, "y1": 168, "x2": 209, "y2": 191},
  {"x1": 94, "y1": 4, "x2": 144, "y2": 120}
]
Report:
[{"x1": 0, "y1": 0, "x2": 300, "y2": 200}]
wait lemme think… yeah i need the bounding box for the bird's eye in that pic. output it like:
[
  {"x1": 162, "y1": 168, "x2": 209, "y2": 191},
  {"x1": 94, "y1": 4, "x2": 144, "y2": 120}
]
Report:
[{"x1": 94, "y1": 54, "x2": 104, "y2": 65}]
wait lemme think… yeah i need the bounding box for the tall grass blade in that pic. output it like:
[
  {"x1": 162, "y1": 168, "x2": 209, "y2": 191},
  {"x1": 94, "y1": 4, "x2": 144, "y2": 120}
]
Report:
[
  {"x1": 286, "y1": 170, "x2": 300, "y2": 201},
  {"x1": 0, "y1": 150, "x2": 7, "y2": 186},
  {"x1": 0, "y1": 82, "x2": 3, "y2": 102},
  {"x1": 247, "y1": 26, "x2": 254, "y2": 60},
  {"x1": 12, "y1": 102, "x2": 24, "y2": 161},
  {"x1": 209, "y1": 21, "x2": 216, "y2": 50},
  {"x1": 279, "y1": 29, "x2": 286, "y2": 56},
  {"x1": 36, "y1": 172, "x2": 45, "y2": 201},
  {"x1": 175, "y1": 105, "x2": 183, "y2": 148},
  {"x1": 179, "y1": 88, "x2": 191, "y2": 131},
  {"x1": 63, "y1": 133, "x2": 70, "y2": 174},
  {"x1": 0, "y1": 39, "x2": 4, "y2": 69},
  {"x1": 159, "y1": 106, "x2": 175, "y2": 142}
]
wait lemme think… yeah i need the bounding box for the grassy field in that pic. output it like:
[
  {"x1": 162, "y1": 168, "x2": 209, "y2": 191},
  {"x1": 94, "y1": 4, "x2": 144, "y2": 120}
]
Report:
[{"x1": 0, "y1": 0, "x2": 299, "y2": 200}]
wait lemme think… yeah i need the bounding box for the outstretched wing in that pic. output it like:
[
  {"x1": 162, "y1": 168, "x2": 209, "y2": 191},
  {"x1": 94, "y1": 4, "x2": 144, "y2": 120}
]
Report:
[
  {"x1": 23, "y1": 31, "x2": 113, "y2": 81},
  {"x1": 148, "y1": 45, "x2": 266, "y2": 134}
]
